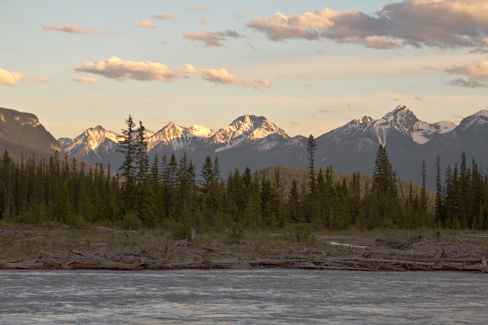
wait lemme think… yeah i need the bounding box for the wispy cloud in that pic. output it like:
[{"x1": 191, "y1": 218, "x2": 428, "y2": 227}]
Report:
[
  {"x1": 246, "y1": 1, "x2": 488, "y2": 50},
  {"x1": 201, "y1": 18, "x2": 209, "y2": 25},
  {"x1": 319, "y1": 109, "x2": 333, "y2": 113},
  {"x1": 302, "y1": 83, "x2": 312, "y2": 88},
  {"x1": 414, "y1": 96, "x2": 423, "y2": 101},
  {"x1": 187, "y1": 4, "x2": 213, "y2": 13},
  {"x1": 135, "y1": 20, "x2": 161, "y2": 29},
  {"x1": 74, "y1": 56, "x2": 270, "y2": 89},
  {"x1": 453, "y1": 114, "x2": 463, "y2": 119},
  {"x1": 73, "y1": 77, "x2": 98, "y2": 83},
  {"x1": 184, "y1": 30, "x2": 243, "y2": 47},
  {"x1": 235, "y1": 11, "x2": 253, "y2": 19},
  {"x1": 35, "y1": 76, "x2": 50, "y2": 83},
  {"x1": 161, "y1": 40, "x2": 170, "y2": 45},
  {"x1": 153, "y1": 13, "x2": 180, "y2": 22},
  {"x1": 0, "y1": 68, "x2": 24, "y2": 86},
  {"x1": 245, "y1": 41, "x2": 257, "y2": 49},
  {"x1": 43, "y1": 24, "x2": 119, "y2": 35}
]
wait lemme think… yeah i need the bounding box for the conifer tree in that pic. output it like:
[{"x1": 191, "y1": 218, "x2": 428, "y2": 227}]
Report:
[{"x1": 117, "y1": 115, "x2": 137, "y2": 212}]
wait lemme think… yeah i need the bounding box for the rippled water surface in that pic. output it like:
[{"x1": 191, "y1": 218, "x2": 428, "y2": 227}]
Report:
[{"x1": 1, "y1": 269, "x2": 487, "y2": 324}]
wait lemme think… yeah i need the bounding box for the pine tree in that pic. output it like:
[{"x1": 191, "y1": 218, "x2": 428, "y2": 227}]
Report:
[
  {"x1": 272, "y1": 170, "x2": 286, "y2": 227},
  {"x1": 288, "y1": 179, "x2": 301, "y2": 222},
  {"x1": 307, "y1": 134, "x2": 317, "y2": 199},
  {"x1": 435, "y1": 155, "x2": 444, "y2": 224},
  {"x1": 117, "y1": 115, "x2": 137, "y2": 212},
  {"x1": 420, "y1": 159, "x2": 428, "y2": 212}
]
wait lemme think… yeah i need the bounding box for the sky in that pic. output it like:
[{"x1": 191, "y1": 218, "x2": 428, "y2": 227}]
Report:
[{"x1": 2, "y1": 0, "x2": 488, "y2": 139}]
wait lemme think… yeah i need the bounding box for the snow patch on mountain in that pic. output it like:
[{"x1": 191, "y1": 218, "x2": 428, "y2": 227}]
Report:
[
  {"x1": 185, "y1": 125, "x2": 215, "y2": 138},
  {"x1": 474, "y1": 109, "x2": 488, "y2": 118}
]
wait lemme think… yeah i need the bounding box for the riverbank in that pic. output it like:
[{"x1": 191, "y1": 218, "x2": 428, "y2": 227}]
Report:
[{"x1": 1, "y1": 223, "x2": 487, "y2": 272}]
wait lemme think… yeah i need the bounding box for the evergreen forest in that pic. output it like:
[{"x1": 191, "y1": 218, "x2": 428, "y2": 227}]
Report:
[{"x1": 1, "y1": 115, "x2": 487, "y2": 233}]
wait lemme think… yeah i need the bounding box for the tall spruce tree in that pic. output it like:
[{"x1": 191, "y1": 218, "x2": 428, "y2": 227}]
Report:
[{"x1": 117, "y1": 115, "x2": 137, "y2": 212}]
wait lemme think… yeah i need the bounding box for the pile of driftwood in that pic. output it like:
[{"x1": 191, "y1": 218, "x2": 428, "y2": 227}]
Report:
[{"x1": 1, "y1": 238, "x2": 487, "y2": 272}]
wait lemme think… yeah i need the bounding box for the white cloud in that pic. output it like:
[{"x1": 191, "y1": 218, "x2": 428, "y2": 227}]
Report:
[
  {"x1": 43, "y1": 24, "x2": 118, "y2": 35},
  {"x1": 74, "y1": 56, "x2": 270, "y2": 89},
  {"x1": 73, "y1": 77, "x2": 98, "y2": 83},
  {"x1": 35, "y1": 76, "x2": 50, "y2": 83},
  {"x1": 135, "y1": 20, "x2": 161, "y2": 29},
  {"x1": 447, "y1": 60, "x2": 488, "y2": 88},
  {"x1": 187, "y1": 4, "x2": 213, "y2": 13},
  {"x1": 201, "y1": 18, "x2": 209, "y2": 25},
  {"x1": 153, "y1": 13, "x2": 179, "y2": 22},
  {"x1": 0, "y1": 68, "x2": 24, "y2": 86},
  {"x1": 184, "y1": 30, "x2": 243, "y2": 47},
  {"x1": 246, "y1": 1, "x2": 488, "y2": 50}
]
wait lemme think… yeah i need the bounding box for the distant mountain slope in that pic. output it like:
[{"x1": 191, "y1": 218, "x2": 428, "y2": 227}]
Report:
[
  {"x1": 0, "y1": 107, "x2": 62, "y2": 160},
  {"x1": 398, "y1": 109, "x2": 488, "y2": 188}
]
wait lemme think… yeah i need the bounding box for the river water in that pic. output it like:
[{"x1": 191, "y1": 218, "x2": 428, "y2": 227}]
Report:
[{"x1": 0, "y1": 269, "x2": 486, "y2": 324}]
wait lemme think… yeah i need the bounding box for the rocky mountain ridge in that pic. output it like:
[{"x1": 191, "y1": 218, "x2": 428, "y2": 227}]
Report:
[
  {"x1": 0, "y1": 107, "x2": 61, "y2": 161},
  {"x1": 58, "y1": 106, "x2": 488, "y2": 189}
]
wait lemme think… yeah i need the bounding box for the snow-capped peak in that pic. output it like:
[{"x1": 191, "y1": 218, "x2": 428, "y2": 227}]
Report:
[
  {"x1": 211, "y1": 115, "x2": 289, "y2": 152},
  {"x1": 59, "y1": 125, "x2": 123, "y2": 159},
  {"x1": 365, "y1": 105, "x2": 456, "y2": 145},
  {"x1": 382, "y1": 105, "x2": 411, "y2": 120}
]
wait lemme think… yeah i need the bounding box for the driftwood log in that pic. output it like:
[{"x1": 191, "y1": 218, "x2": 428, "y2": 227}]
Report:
[{"x1": 1, "y1": 245, "x2": 487, "y2": 272}]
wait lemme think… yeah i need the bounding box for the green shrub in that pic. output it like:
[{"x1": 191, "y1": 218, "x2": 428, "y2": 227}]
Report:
[
  {"x1": 171, "y1": 221, "x2": 191, "y2": 240},
  {"x1": 118, "y1": 212, "x2": 143, "y2": 230},
  {"x1": 287, "y1": 223, "x2": 312, "y2": 242},
  {"x1": 16, "y1": 210, "x2": 37, "y2": 224},
  {"x1": 229, "y1": 224, "x2": 245, "y2": 241}
]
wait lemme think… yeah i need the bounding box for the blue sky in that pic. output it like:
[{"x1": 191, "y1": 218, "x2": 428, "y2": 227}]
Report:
[{"x1": 1, "y1": 0, "x2": 488, "y2": 139}]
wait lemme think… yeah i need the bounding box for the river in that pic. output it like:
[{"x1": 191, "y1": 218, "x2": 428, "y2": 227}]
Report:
[{"x1": 0, "y1": 269, "x2": 486, "y2": 324}]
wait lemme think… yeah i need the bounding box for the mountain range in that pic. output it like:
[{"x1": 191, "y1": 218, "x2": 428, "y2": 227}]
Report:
[{"x1": 58, "y1": 105, "x2": 488, "y2": 189}]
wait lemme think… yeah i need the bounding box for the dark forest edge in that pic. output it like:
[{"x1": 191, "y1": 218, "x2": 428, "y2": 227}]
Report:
[{"x1": 1, "y1": 115, "x2": 487, "y2": 237}]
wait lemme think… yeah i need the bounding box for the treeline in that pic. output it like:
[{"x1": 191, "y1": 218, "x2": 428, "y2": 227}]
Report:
[
  {"x1": 434, "y1": 153, "x2": 488, "y2": 229},
  {"x1": 1, "y1": 115, "x2": 486, "y2": 231}
]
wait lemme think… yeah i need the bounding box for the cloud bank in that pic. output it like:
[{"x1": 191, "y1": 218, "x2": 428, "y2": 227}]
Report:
[
  {"x1": 0, "y1": 68, "x2": 24, "y2": 86},
  {"x1": 246, "y1": 0, "x2": 488, "y2": 50},
  {"x1": 447, "y1": 61, "x2": 488, "y2": 88},
  {"x1": 184, "y1": 30, "x2": 243, "y2": 47},
  {"x1": 74, "y1": 57, "x2": 270, "y2": 89}
]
